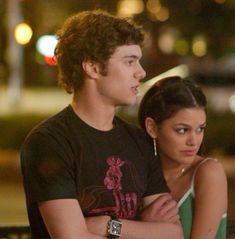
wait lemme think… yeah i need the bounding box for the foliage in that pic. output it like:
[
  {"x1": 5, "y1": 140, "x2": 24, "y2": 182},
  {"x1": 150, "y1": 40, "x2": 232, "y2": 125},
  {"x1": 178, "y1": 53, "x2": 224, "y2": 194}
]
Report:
[
  {"x1": 0, "y1": 111, "x2": 235, "y2": 156},
  {"x1": 204, "y1": 111, "x2": 235, "y2": 156},
  {"x1": 118, "y1": 110, "x2": 235, "y2": 157},
  {"x1": 0, "y1": 113, "x2": 50, "y2": 149}
]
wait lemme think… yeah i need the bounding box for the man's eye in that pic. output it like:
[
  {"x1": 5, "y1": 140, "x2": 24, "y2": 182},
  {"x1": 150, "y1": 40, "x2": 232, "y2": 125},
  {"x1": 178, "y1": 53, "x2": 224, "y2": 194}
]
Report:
[{"x1": 127, "y1": 60, "x2": 134, "y2": 66}]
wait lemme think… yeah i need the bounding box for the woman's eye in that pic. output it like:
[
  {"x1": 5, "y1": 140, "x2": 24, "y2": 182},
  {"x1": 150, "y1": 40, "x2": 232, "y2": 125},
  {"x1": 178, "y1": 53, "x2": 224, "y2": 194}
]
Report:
[
  {"x1": 197, "y1": 126, "x2": 205, "y2": 133},
  {"x1": 176, "y1": 128, "x2": 186, "y2": 134}
]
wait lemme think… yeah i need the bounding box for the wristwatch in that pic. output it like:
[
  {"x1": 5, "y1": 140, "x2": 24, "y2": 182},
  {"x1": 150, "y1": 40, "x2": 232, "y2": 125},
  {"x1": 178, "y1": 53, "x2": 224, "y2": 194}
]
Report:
[{"x1": 107, "y1": 216, "x2": 122, "y2": 238}]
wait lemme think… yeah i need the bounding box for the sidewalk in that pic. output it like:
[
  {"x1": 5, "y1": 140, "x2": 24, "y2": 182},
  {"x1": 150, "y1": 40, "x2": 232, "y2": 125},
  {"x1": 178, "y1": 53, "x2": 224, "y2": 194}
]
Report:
[{"x1": 0, "y1": 86, "x2": 71, "y2": 115}]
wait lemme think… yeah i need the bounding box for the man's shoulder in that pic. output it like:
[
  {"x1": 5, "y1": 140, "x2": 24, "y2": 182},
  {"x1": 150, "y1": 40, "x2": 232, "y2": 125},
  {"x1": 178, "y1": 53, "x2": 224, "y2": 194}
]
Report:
[
  {"x1": 32, "y1": 105, "x2": 73, "y2": 131},
  {"x1": 115, "y1": 116, "x2": 143, "y2": 134},
  {"x1": 23, "y1": 106, "x2": 74, "y2": 145},
  {"x1": 20, "y1": 106, "x2": 80, "y2": 165},
  {"x1": 115, "y1": 116, "x2": 150, "y2": 145}
]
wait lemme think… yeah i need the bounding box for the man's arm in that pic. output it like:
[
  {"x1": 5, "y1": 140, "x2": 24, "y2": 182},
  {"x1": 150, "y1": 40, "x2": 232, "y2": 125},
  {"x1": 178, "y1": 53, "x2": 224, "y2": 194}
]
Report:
[
  {"x1": 39, "y1": 199, "x2": 107, "y2": 239},
  {"x1": 86, "y1": 216, "x2": 182, "y2": 239},
  {"x1": 86, "y1": 193, "x2": 183, "y2": 239}
]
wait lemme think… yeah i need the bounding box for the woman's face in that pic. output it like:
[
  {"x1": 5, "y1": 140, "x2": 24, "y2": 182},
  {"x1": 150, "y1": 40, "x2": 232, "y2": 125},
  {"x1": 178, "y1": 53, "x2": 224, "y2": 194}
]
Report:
[{"x1": 156, "y1": 107, "x2": 206, "y2": 165}]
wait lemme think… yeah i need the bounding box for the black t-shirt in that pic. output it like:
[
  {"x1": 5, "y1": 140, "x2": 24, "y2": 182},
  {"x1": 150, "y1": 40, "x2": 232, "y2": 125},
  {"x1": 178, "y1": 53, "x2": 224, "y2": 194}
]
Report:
[{"x1": 21, "y1": 105, "x2": 169, "y2": 238}]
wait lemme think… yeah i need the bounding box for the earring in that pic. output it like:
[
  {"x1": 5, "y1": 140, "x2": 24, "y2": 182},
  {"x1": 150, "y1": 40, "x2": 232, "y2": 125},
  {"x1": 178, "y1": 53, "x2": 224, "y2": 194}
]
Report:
[{"x1": 153, "y1": 138, "x2": 157, "y2": 156}]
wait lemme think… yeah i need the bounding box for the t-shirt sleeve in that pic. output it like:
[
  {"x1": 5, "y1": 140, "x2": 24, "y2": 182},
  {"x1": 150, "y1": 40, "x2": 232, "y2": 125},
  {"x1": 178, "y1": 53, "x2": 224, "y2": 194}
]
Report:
[
  {"x1": 141, "y1": 135, "x2": 170, "y2": 197},
  {"x1": 144, "y1": 150, "x2": 170, "y2": 197},
  {"x1": 21, "y1": 129, "x2": 77, "y2": 203},
  {"x1": 119, "y1": 121, "x2": 169, "y2": 197}
]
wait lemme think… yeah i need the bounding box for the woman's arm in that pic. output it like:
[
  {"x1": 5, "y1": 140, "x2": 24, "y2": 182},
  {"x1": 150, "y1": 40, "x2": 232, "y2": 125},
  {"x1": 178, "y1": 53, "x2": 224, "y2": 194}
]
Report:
[
  {"x1": 190, "y1": 159, "x2": 227, "y2": 239},
  {"x1": 141, "y1": 193, "x2": 181, "y2": 224}
]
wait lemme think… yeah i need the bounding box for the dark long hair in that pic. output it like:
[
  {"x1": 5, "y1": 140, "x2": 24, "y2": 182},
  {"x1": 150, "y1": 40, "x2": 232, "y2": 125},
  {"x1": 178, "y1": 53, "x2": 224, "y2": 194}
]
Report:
[{"x1": 138, "y1": 76, "x2": 207, "y2": 154}]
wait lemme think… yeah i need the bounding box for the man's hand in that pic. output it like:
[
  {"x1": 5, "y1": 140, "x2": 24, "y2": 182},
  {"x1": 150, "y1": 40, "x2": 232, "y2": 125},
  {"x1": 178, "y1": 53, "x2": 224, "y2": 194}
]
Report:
[{"x1": 141, "y1": 193, "x2": 180, "y2": 224}]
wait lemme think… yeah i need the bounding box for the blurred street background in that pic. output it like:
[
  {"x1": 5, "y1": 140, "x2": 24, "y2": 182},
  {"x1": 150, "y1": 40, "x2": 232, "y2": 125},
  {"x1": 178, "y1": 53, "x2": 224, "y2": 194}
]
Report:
[{"x1": 0, "y1": 0, "x2": 235, "y2": 238}]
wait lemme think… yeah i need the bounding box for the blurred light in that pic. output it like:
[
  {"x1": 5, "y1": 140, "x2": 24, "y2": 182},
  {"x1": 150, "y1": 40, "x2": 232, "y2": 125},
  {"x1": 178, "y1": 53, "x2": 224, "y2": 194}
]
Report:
[
  {"x1": 192, "y1": 36, "x2": 207, "y2": 57},
  {"x1": 44, "y1": 56, "x2": 56, "y2": 66},
  {"x1": 143, "y1": 32, "x2": 153, "y2": 49},
  {"x1": 156, "y1": 7, "x2": 169, "y2": 22},
  {"x1": 117, "y1": 0, "x2": 144, "y2": 17},
  {"x1": 139, "y1": 64, "x2": 189, "y2": 94},
  {"x1": 146, "y1": 0, "x2": 161, "y2": 14},
  {"x1": 214, "y1": 0, "x2": 226, "y2": 4},
  {"x1": 14, "y1": 22, "x2": 33, "y2": 45},
  {"x1": 148, "y1": 6, "x2": 169, "y2": 22},
  {"x1": 229, "y1": 94, "x2": 235, "y2": 113},
  {"x1": 35, "y1": 52, "x2": 45, "y2": 65},
  {"x1": 147, "y1": 12, "x2": 158, "y2": 22},
  {"x1": 36, "y1": 35, "x2": 58, "y2": 57},
  {"x1": 158, "y1": 28, "x2": 179, "y2": 54},
  {"x1": 158, "y1": 32, "x2": 174, "y2": 54},
  {"x1": 175, "y1": 38, "x2": 189, "y2": 55}
]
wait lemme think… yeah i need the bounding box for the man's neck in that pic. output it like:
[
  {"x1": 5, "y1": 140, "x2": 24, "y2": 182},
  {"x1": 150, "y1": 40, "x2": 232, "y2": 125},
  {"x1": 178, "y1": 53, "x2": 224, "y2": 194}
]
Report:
[{"x1": 71, "y1": 92, "x2": 115, "y2": 131}]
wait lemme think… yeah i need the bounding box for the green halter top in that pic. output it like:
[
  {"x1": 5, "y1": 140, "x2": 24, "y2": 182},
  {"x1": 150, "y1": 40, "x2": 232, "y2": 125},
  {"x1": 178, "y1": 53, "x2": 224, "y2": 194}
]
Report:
[{"x1": 177, "y1": 158, "x2": 227, "y2": 239}]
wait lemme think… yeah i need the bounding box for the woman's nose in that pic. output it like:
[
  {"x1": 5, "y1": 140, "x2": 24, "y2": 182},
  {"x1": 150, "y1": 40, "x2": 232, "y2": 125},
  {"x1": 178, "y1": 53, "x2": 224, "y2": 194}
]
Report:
[{"x1": 186, "y1": 133, "x2": 197, "y2": 146}]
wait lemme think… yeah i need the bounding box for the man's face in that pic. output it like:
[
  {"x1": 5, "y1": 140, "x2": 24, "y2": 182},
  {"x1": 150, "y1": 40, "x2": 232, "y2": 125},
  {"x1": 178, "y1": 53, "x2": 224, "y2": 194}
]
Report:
[{"x1": 95, "y1": 44, "x2": 146, "y2": 106}]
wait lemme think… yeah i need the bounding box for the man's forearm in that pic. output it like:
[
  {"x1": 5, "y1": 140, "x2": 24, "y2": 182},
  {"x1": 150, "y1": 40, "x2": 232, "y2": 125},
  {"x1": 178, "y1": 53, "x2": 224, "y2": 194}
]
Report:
[
  {"x1": 86, "y1": 216, "x2": 183, "y2": 239},
  {"x1": 120, "y1": 219, "x2": 183, "y2": 239}
]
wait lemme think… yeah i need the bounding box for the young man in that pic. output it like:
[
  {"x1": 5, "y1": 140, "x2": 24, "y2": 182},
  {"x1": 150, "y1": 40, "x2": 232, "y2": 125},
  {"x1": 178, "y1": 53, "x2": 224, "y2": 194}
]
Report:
[{"x1": 21, "y1": 10, "x2": 183, "y2": 239}]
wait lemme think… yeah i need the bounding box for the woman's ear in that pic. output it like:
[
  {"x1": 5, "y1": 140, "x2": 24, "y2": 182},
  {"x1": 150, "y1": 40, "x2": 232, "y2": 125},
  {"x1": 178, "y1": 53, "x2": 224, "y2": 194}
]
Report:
[
  {"x1": 82, "y1": 60, "x2": 100, "y2": 79},
  {"x1": 145, "y1": 117, "x2": 158, "y2": 139}
]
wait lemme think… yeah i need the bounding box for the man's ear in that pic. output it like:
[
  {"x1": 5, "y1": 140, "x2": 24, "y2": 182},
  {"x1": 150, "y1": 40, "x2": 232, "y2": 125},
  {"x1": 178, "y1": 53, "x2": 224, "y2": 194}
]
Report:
[
  {"x1": 145, "y1": 117, "x2": 158, "y2": 139},
  {"x1": 82, "y1": 60, "x2": 100, "y2": 79}
]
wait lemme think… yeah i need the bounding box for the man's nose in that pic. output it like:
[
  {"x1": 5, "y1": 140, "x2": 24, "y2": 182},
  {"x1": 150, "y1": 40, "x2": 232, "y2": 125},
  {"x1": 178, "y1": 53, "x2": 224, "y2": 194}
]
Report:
[{"x1": 135, "y1": 64, "x2": 146, "y2": 81}]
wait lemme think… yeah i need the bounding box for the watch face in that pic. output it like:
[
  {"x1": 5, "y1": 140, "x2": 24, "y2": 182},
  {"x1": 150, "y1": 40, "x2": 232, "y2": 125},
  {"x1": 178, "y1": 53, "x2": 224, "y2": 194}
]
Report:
[{"x1": 108, "y1": 219, "x2": 122, "y2": 237}]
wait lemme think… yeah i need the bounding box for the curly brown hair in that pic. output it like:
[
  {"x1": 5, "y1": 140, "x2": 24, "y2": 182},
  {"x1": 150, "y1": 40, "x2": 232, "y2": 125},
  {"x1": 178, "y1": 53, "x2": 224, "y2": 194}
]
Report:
[{"x1": 55, "y1": 10, "x2": 145, "y2": 93}]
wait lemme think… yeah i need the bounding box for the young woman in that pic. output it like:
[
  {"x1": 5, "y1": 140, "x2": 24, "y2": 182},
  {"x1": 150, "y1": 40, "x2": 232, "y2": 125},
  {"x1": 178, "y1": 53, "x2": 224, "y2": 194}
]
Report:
[{"x1": 138, "y1": 76, "x2": 227, "y2": 239}]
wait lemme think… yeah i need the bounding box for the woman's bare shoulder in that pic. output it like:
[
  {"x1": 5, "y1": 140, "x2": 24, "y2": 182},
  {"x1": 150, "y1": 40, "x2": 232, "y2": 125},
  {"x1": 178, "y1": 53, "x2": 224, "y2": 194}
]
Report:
[{"x1": 194, "y1": 157, "x2": 227, "y2": 189}]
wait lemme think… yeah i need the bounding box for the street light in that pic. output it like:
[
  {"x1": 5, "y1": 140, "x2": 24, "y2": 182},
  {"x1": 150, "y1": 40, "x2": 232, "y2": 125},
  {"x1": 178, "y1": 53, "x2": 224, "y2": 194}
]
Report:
[
  {"x1": 6, "y1": 0, "x2": 33, "y2": 107},
  {"x1": 14, "y1": 22, "x2": 33, "y2": 45}
]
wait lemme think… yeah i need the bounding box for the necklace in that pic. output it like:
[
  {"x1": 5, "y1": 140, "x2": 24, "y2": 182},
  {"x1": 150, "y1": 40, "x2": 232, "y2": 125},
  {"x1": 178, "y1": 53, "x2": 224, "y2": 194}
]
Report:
[
  {"x1": 166, "y1": 165, "x2": 189, "y2": 182},
  {"x1": 177, "y1": 167, "x2": 187, "y2": 178},
  {"x1": 180, "y1": 167, "x2": 186, "y2": 176}
]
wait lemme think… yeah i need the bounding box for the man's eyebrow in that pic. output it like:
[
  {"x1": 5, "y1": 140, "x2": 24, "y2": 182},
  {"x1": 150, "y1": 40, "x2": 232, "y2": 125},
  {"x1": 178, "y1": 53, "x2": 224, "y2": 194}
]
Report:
[
  {"x1": 110, "y1": 54, "x2": 141, "y2": 60},
  {"x1": 123, "y1": 55, "x2": 140, "y2": 59}
]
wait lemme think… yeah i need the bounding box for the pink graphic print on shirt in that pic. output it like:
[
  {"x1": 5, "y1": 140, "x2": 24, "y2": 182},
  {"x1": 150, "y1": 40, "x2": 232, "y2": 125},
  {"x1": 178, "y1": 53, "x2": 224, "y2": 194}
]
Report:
[{"x1": 91, "y1": 156, "x2": 137, "y2": 219}]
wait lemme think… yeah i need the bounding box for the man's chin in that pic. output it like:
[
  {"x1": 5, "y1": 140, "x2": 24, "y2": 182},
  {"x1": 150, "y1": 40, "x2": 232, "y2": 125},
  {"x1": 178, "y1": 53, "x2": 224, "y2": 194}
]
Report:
[{"x1": 117, "y1": 100, "x2": 137, "y2": 107}]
